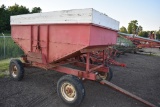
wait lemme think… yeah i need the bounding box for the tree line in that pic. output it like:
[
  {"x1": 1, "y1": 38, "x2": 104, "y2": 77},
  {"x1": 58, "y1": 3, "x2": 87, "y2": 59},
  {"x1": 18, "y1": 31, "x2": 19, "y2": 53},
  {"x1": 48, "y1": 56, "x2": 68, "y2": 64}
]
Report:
[
  {"x1": 0, "y1": 4, "x2": 42, "y2": 60},
  {"x1": 120, "y1": 20, "x2": 160, "y2": 39},
  {"x1": 0, "y1": 4, "x2": 42, "y2": 32},
  {"x1": 1, "y1": 4, "x2": 159, "y2": 40}
]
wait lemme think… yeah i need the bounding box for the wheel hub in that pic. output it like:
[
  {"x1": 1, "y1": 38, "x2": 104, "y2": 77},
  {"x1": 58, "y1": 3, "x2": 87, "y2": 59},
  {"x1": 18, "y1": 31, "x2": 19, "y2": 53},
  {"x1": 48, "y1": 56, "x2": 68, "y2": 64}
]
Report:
[
  {"x1": 12, "y1": 65, "x2": 18, "y2": 77},
  {"x1": 98, "y1": 72, "x2": 107, "y2": 80},
  {"x1": 61, "y1": 82, "x2": 76, "y2": 101}
]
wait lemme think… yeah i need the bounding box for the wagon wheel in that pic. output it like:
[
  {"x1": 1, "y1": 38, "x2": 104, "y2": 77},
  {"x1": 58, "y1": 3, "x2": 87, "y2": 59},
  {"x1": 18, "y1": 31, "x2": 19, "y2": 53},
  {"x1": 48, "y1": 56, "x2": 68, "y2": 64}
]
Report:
[
  {"x1": 116, "y1": 53, "x2": 120, "y2": 57},
  {"x1": 79, "y1": 56, "x2": 93, "y2": 64},
  {"x1": 9, "y1": 59, "x2": 24, "y2": 81},
  {"x1": 79, "y1": 56, "x2": 86, "y2": 63},
  {"x1": 57, "y1": 75, "x2": 85, "y2": 106},
  {"x1": 97, "y1": 67, "x2": 113, "y2": 81}
]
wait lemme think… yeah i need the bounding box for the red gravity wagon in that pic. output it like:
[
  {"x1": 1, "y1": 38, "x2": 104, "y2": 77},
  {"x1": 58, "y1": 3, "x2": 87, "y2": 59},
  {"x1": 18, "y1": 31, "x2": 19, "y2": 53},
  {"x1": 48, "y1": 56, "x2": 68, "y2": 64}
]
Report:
[{"x1": 10, "y1": 8, "x2": 155, "y2": 107}]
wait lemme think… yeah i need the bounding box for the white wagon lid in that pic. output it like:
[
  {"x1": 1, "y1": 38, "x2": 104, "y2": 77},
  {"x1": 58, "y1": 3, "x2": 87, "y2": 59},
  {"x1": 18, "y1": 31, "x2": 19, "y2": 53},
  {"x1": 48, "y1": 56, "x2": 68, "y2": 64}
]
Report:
[{"x1": 11, "y1": 8, "x2": 119, "y2": 31}]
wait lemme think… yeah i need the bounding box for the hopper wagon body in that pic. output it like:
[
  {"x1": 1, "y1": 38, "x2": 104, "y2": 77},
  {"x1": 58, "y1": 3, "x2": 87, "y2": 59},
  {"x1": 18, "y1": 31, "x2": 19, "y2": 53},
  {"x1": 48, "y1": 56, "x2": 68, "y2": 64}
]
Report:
[
  {"x1": 9, "y1": 8, "x2": 155, "y2": 107},
  {"x1": 11, "y1": 8, "x2": 119, "y2": 64}
]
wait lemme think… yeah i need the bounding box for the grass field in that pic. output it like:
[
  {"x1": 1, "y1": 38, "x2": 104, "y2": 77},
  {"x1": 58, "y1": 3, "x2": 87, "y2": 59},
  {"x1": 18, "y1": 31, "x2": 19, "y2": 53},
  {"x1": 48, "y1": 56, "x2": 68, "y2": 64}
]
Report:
[{"x1": 0, "y1": 58, "x2": 10, "y2": 78}]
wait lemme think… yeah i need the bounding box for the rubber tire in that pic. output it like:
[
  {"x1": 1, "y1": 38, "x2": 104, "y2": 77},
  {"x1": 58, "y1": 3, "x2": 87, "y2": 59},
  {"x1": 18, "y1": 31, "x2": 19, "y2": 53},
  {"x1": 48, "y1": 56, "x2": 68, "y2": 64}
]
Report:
[
  {"x1": 57, "y1": 75, "x2": 85, "y2": 106},
  {"x1": 106, "y1": 68, "x2": 113, "y2": 81},
  {"x1": 134, "y1": 50, "x2": 137, "y2": 54},
  {"x1": 122, "y1": 52, "x2": 125, "y2": 55},
  {"x1": 80, "y1": 56, "x2": 92, "y2": 64},
  {"x1": 9, "y1": 59, "x2": 24, "y2": 81},
  {"x1": 98, "y1": 67, "x2": 113, "y2": 81},
  {"x1": 116, "y1": 53, "x2": 120, "y2": 58}
]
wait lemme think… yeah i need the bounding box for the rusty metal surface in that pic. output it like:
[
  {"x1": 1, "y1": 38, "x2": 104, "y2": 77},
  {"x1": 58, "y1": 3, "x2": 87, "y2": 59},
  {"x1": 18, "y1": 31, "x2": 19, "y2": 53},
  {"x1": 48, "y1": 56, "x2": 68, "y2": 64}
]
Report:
[
  {"x1": 81, "y1": 48, "x2": 126, "y2": 67},
  {"x1": 118, "y1": 32, "x2": 160, "y2": 48},
  {"x1": 73, "y1": 62, "x2": 109, "y2": 73},
  {"x1": 26, "y1": 52, "x2": 109, "y2": 81},
  {"x1": 27, "y1": 52, "x2": 47, "y2": 64}
]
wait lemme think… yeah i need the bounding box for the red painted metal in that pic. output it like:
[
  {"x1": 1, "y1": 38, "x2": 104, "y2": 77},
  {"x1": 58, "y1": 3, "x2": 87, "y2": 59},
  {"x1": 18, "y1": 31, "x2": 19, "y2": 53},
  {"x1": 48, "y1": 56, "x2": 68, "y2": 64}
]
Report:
[
  {"x1": 86, "y1": 52, "x2": 90, "y2": 73},
  {"x1": 11, "y1": 24, "x2": 117, "y2": 64},
  {"x1": 129, "y1": 37, "x2": 160, "y2": 48},
  {"x1": 106, "y1": 58, "x2": 126, "y2": 67},
  {"x1": 52, "y1": 66, "x2": 96, "y2": 80},
  {"x1": 27, "y1": 52, "x2": 47, "y2": 64},
  {"x1": 11, "y1": 23, "x2": 116, "y2": 80},
  {"x1": 119, "y1": 33, "x2": 160, "y2": 48},
  {"x1": 80, "y1": 47, "x2": 126, "y2": 67},
  {"x1": 100, "y1": 80, "x2": 157, "y2": 107},
  {"x1": 24, "y1": 53, "x2": 109, "y2": 81},
  {"x1": 73, "y1": 62, "x2": 109, "y2": 73},
  {"x1": 11, "y1": 23, "x2": 155, "y2": 106}
]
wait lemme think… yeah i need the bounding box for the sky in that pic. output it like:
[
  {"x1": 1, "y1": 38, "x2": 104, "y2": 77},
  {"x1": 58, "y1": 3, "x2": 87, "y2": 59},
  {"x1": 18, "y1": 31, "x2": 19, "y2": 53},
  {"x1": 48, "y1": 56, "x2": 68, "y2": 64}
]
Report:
[{"x1": 1, "y1": 0, "x2": 160, "y2": 31}]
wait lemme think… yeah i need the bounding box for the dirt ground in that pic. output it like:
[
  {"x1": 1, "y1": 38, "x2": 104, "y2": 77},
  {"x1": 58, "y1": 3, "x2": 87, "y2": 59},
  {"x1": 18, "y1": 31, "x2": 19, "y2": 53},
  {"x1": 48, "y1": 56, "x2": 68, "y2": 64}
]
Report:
[{"x1": 0, "y1": 53, "x2": 160, "y2": 107}]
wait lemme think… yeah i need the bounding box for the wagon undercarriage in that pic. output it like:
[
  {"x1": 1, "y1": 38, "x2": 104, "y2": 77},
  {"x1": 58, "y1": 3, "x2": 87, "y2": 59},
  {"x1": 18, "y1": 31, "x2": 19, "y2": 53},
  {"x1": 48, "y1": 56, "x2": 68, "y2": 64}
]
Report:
[{"x1": 10, "y1": 8, "x2": 157, "y2": 107}]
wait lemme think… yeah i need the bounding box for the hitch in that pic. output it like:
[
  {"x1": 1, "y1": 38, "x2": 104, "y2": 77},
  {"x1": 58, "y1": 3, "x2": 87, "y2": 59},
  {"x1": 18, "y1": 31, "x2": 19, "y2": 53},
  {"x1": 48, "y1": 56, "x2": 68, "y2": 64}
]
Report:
[{"x1": 100, "y1": 80, "x2": 157, "y2": 107}]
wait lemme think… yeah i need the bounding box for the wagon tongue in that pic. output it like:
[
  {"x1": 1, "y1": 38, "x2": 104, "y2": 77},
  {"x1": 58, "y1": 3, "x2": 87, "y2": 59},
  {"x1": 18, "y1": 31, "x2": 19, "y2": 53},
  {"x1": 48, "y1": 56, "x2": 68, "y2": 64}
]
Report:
[{"x1": 100, "y1": 80, "x2": 157, "y2": 107}]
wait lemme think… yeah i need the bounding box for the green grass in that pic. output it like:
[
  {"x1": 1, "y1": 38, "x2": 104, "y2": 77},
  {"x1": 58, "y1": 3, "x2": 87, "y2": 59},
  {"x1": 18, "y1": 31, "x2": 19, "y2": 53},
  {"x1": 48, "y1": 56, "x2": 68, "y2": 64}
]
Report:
[
  {"x1": 0, "y1": 73, "x2": 6, "y2": 78},
  {"x1": 0, "y1": 58, "x2": 21, "y2": 78},
  {"x1": 0, "y1": 58, "x2": 10, "y2": 78},
  {"x1": 0, "y1": 33, "x2": 24, "y2": 60},
  {"x1": 0, "y1": 58, "x2": 10, "y2": 71}
]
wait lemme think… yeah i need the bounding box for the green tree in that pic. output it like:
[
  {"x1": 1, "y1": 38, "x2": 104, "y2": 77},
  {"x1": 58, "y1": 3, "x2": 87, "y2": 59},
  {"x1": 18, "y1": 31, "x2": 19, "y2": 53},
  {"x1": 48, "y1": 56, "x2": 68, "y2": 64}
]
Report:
[
  {"x1": 8, "y1": 4, "x2": 30, "y2": 15},
  {"x1": 31, "y1": 7, "x2": 42, "y2": 13},
  {"x1": 156, "y1": 29, "x2": 160, "y2": 39},
  {"x1": 127, "y1": 20, "x2": 138, "y2": 34},
  {"x1": 0, "y1": 4, "x2": 42, "y2": 32},
  {"x1": 0, "y1": 5, "x2": 10, "y2": 32},
  {"x1": 0, "y1": 4, "x2": 30, "y2": 32},
  {"x1": 120, "y1": 26, "x2": 127, "y2": 33},
  {"x1": 139, "y1": 31, "x2": 148, "y2": 37},
  {"x1": 138, "y1": 26, "x2": 143, "y2": 32},
  {"x1": 138, "y1": 25, "x2": 143, "y2": 35}
]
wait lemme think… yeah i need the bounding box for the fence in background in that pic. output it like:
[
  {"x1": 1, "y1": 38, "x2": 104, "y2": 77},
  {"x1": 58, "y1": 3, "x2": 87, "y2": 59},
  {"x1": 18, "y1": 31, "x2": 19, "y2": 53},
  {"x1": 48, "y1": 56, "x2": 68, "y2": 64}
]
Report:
[{"x1": 0, "y1": 33, "x2": 23, "y2": 60}]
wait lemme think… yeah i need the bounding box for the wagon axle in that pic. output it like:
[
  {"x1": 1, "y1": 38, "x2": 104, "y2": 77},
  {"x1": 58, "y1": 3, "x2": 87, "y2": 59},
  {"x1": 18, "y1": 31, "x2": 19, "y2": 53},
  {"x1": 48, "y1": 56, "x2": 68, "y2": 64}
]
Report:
[{"x1": 9, "y1": 51, "x2": 157, "y2": 107}]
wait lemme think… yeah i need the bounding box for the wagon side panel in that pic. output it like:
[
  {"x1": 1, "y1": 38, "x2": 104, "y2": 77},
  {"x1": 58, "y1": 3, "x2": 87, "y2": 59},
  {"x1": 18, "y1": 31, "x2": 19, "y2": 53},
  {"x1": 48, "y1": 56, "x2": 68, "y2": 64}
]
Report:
[
  {"x1": 89, "y1": 26, "x2": 117, "y2": 46},
  {"x1": 11, "y1": 25, "x2": 32, "y2": 53},
  {"x1": 48, "y1": 24, "x2": 90, "y2": 63},
  {"x1": 31, "y1": 25, "x2": 38, "y2": 52},
  {"x1": 39, "y1": 25, "x2": 48, "y2": 60}
]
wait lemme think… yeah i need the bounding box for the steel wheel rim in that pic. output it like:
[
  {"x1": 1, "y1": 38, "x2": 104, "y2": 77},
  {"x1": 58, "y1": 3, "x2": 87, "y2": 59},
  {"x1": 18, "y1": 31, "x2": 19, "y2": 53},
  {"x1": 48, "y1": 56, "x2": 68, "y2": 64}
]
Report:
[
  {"x1": 11, "y1": 65, "x2": 18, "y2": 77},
  {"x1": 61, "y1": 82, "x2": 76, "y2": 101},
  {"x1": 98, "y1": 72, "x2": 107, "y2": 80}
]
